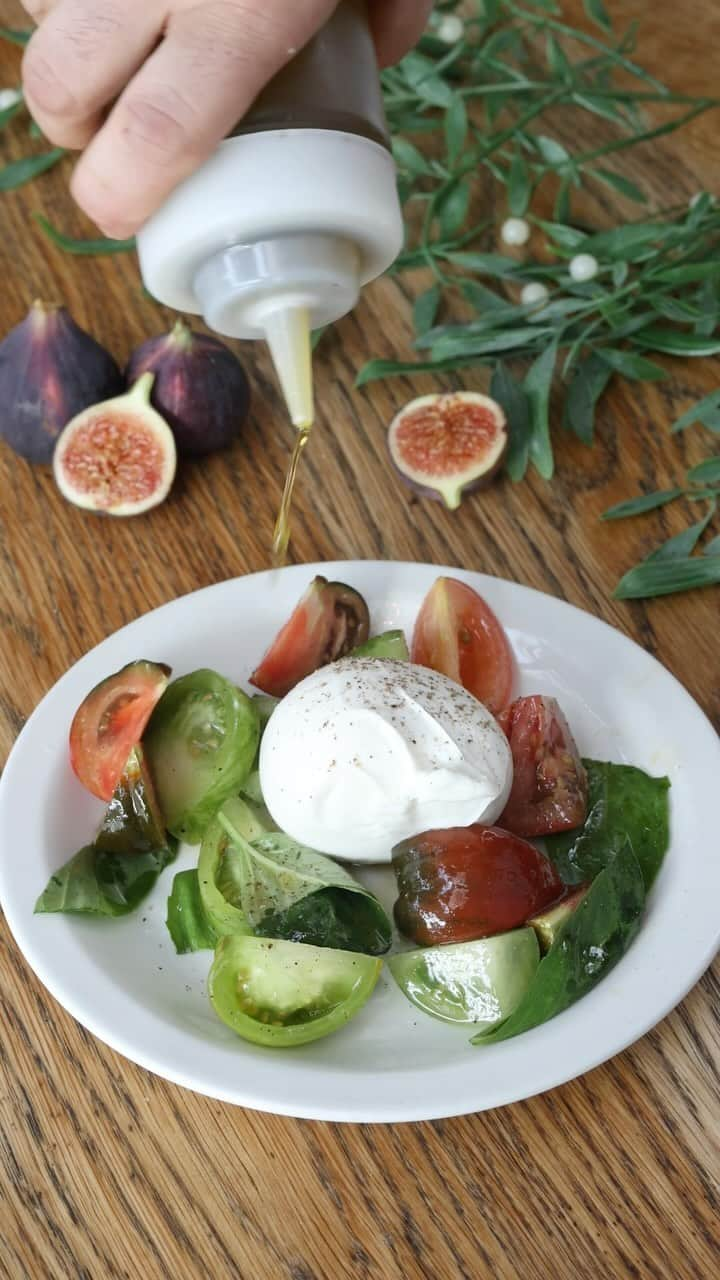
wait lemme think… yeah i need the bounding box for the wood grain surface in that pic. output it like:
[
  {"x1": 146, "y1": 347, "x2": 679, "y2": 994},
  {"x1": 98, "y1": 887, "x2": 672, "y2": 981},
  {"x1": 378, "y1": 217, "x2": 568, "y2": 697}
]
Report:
[{"x1": 1, "y1": 2, "x2": 719, "y2": 1277}]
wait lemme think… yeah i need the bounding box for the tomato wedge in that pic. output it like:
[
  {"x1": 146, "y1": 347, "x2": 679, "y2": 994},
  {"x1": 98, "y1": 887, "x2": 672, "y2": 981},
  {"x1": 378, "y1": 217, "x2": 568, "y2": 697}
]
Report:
[
  {"x1": 392, "y1": 824, "x2": 564, "y2": 946},
  {"x1": 250, "y1": 576, "x2": 370, "y2": 698},
  {"x1": 411, "y1": 577, "x2": 513, "y2": 714},
  {"x1": 209, "y1": 935, "x2": 381, "y2": 1047},
  {"x1": 498, "y1": 695, "x2": 588, "y2": 837},
  {"x1": 69, "y1": 660, "x2": 171, "y2": 801}
]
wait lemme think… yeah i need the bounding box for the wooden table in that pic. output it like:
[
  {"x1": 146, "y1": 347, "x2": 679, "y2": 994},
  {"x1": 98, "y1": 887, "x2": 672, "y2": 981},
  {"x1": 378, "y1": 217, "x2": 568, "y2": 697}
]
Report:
[{"x1": 1, "y1": 3, "x2": 719, "y2": 1276}]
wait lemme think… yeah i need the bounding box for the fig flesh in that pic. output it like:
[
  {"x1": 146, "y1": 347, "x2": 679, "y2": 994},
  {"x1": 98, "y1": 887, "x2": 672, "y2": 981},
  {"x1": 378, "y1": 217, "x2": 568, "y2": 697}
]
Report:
[
  {"x1": 388, "y1": 391, "x2": 507, "y2": 509},
  {"x1": 125, "y1": 319, "x2": 250, "y2": 456},
  {"x1": 53, "y1": 372, "x2": 176, "y2": 516},
  {"x1": 0, "y1": 300, "x2": 124, "y2": 464}
]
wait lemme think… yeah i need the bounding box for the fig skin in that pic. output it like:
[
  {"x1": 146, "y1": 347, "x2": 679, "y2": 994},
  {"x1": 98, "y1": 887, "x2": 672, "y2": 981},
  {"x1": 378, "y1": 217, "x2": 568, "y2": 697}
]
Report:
[
  {"x1": 0, "y1": 300, "x2": 124, "y2": 464},
  {"x1": 125, "y1": 319, "x2": 250, "y2": 456}
]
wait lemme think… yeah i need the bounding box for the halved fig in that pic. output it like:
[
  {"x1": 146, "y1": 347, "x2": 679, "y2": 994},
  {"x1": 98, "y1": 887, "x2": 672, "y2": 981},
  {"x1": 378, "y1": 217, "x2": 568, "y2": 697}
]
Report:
[
  {"x1": 53, "y1": 372, "x2": 176, "y2": 516},
  {"x1": 70, "y1": 659, "x2": 171, "y2": 801},
  {"x1": 388, "y1": 391, "x2": 507, "y2": 509},
  {"x1": 250, "y1": 576, "x2": 370, "y2": 697}
]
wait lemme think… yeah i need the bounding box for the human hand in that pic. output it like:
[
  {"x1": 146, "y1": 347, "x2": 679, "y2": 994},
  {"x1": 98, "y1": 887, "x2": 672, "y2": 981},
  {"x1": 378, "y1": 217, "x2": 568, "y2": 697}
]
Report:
[{"x1": 21, "y1": 1, "x2": 432, "y2": 239}]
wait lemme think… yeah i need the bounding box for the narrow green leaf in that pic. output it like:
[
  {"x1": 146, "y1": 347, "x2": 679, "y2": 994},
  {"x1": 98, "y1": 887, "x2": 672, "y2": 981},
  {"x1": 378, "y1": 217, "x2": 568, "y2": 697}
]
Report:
[
  {"x1": 355, "y1": 355, "x2": 484, "y2": 386},
  {"x1": 437, "y1": 180, "x2": 471, "y2": 238},
  {"x1": 703, "y1": 535, "x2": 720, "y2": 556},
  {"x1": 0, "y1": 27, "x2": 32, "y2": 46},
  {"x1": 554, "y1": 179, "x2": 571, "y2": 224},
  {"x1": 612, "y1": 261, "x2": 629, "y2": 287},
  {"x1": 597, "y1": 349, "x2": 667, "y2": 381},
  {"x1": 644, "y1": 508, "x2": 716, "y2": 563},
  {"x1": 546, "y1": 35, "x2": 571, "y2": 81},
  {"x1": 536, "y1": 135, "x2": 571, "y2": 168},
  {"x1": 563, "y1": 353, "x2": 613, "y2": 444},
  {"x1": 492, "y1": 362, "x2": 531, "y2": 482},
  {"x1": 671, "y1": 391, "x2": 720, "y2": 433},
  {"x1": 580, "y1": 222, "x2": 667, "y2": 259},
  {"x1": 442, "y1": 250, "x2": 520, "y2": 277},
  {"x1": 33, "y1": 214, "x2": 135, "y2": 255},
  {"x1": 695, "y1": 277, "x2": 719, "y2": 339},
  {"x1": 534, "y1": 220, "x2": 587, "y2": 252},
  {"x1": 431, "y1": 327, "x2": 551, "y2": 360},
  {"x1": 458, "y1": 280, "x2": 507, "y2": 313},
  {"x1": 601, "y1": 489, "x2": 683, "y2": 520},
  {"x1": 0, "y1": 147, "x2": 65, "y2": 191},
  {"x1": 572, "y1": 93, "x2": 627, "y2": 125},
  {"x1": 310, "y1": 326, "x2": 328, "y2": 352},
  {"x1": 524, "y1": 341, "x2": 558, "y2": 480},
  {"x1": 391, "y1": 137, "x2": 430, "y2": 176},
  {"x1": 652, "y1": 296, "x2": 701, "y2": 324},
  {"x1": 413, "y1": 284, "x2": 442, "y2": 336},
  {"x1": 508, "y1": 150, "x2": 531, "y2": 217},
  {"x1": 0, "y1": 96, "x2": 23, "y2": 130},
  {"x1": 444, "y1": 95, "x2": 468, "y2": 168},
  {"x1": 591, "y1": 168, "x2": 647, "y2": 204},
  {"x1": 631, "y1": 328, "x2": 720, "y2": 359},
  {"x1": 614, "y1": 555, "x2": 720, "y2": 599},
  {"x1": 583, "y1": 0, "x2": 612, "y2": 30},
  {"x1": 686, "y1": 456, "x2": 720, "y2": 485},
  {"x1": 652, "y1": 263, "x2": 720, "y2": 285}
]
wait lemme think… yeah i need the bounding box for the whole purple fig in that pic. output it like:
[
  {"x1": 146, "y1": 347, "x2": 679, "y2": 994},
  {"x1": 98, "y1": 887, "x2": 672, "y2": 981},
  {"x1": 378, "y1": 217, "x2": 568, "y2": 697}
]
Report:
[
  {"x1": 125, "y1": 319, "x2": 250, "y2": 456},
  {"x1": 0, "y1": 300, "x2": 124, "y2": 464}
]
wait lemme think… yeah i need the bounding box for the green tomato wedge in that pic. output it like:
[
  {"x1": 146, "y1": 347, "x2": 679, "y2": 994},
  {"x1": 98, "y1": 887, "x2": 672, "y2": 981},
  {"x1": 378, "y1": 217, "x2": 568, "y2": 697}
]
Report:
[
  {"x1": 351, "y1": 630, "x2": 409, "y2": 660},
  {"x1": 143, "y1": 670, "x2": 260, "y2": 844},
  {"x1": 209, "y1": 935, "x2": 382, "y2": 1047},
  {"x1": 197, "y1": 796, "x2": 266, "y2": 936},
  {"x1": 387, "y1": 928, "x2": 540, "y2": 1027}
]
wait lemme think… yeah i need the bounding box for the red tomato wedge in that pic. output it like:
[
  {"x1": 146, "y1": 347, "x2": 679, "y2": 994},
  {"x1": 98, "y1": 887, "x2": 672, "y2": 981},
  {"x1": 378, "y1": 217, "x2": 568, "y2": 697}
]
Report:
[
  {"x1": 69, "y1": 660, "x2": 171, "y2": 801},
  {"x1": 250, "y1": 576, "x2": 370, "y2": 698},
  {"x1": 392, "y1": 824, "x2": 564, "y2": 946},
  {"x1": 498, "y1": 695, "x2": 588, "y2": 838},
  {"x1": 411, "y1": 577, "x2": 513, "y2": 714}
]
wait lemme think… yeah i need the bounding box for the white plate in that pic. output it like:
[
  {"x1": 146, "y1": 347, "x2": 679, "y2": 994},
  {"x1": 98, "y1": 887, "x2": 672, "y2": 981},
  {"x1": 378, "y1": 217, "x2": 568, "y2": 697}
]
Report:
[{"x1": 1, "y1": 561, "x2": 719, "y2": 1123}]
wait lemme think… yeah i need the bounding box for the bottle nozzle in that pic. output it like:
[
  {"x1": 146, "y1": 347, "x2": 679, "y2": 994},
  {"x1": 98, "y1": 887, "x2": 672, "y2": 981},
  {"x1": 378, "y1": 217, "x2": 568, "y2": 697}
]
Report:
[{"x1": 261, "y1": 305, "x2": 314, "y2": 431}]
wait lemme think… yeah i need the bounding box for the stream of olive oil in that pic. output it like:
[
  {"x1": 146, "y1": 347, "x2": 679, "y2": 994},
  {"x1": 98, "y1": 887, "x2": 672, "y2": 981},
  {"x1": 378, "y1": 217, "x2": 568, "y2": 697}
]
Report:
[{"x1": 272, "y1": 425, "x2": 311, "y2": 566}]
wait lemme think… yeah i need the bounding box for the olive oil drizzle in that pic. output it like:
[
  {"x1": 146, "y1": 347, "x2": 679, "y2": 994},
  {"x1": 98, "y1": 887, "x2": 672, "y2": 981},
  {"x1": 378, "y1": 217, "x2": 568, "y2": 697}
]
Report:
[{"x1": 272, "y1": 425, "x2": 311, "y2": 566}]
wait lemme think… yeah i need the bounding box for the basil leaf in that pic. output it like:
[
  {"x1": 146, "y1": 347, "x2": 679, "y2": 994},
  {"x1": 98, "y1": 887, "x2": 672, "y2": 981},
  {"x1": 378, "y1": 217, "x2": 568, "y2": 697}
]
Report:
[
  {"x1": 601, "y1": 488, "x2": 683, "y2": 520},
  {"x1": 492, "y1": 361, "x2": 531, "y2": 482},
  {"x1": 597, "y1": 348, "x2": 667, "y2": 380},
  {"x1": 0, "y1": 147, "x2": 65, "y2": 191},
  {"x1": 524, "y1": 341, "x2": 558, "y2": 480},
  {"x1": 563, "y1": 352, "x2": 613, "y2": 443},
  {"x1": 614, "y1": 554, "x2": 720, "y2": 598},
  {"x1": 35, "y1": 843, "x2": 176, "y2": 916},
  {"x1": 34, "y1": 214, "x2": 136, "y2": 255},
  {"x1": 546, "y1": 760, "x2": 670, "y2": 890},
  {"x1": 255, "y1": 887, "x2": 391, "y2": 955},
  {"x1": 214, "y1": 807, "x2": 391, "y2": 955},
  {"x1": 166, "y1": 870, "x2": 218, "y2": 954},
  {"x1": 473, "y1": 841, "x2": 646, "y2": 1045}
]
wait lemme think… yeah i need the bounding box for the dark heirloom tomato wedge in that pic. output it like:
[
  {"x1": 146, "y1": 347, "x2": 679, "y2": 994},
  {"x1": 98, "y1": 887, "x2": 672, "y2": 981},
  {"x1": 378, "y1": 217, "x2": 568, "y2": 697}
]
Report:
[
  {"x1": 392, "y1": 825, "x2": 564, "y2": 946},
  {"x1": 250, "y1": 576, "x2": 370, "y2": 698},
  {"x1": 69, "y1": 660, "x2": 171, "y2": 801},
  {"x1": 498, "y1": 695, "x2": 588, "y2": 838},
  {"x1": 411, "y1": 577, "x2": 513, "y2": 715}
]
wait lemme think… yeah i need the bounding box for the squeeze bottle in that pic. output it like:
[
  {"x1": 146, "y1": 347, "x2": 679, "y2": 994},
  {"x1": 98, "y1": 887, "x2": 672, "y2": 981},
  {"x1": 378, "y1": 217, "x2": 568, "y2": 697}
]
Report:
[{"x1": 136, "y1": 0, "x2": 403, "y2": 429}]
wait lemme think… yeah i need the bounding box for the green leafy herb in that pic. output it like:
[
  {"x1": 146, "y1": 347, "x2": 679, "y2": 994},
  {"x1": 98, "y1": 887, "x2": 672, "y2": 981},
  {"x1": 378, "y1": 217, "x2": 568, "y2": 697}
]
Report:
[
  {"x1": 166, "y1": 869, "x2": 218, "y2": 954},
  {"x1": 546, "y1": 760, "x2": 670, "y2": 890},
  {"x1": 33, "y1": 214, "x2": 136, "y2": 255},
  {"x1": 0, "y1": 27, "x2": 32, "y2": 46},
  {"x1": 614, "y1": 555, "x2": 720, "y2": 599},
  {"x1": 35, "y1": 844, "x2": 176, "y2": 916},
  {"x1": 601, "y1": 488, "x2": 684, "y2": 520},
  {"x1": 671, "y1": 390, "x2": 720, "y2": 433},
  {"x1": 0, "y1": 147, "x2": 65, "y2": 191},
  {"x1": 473, "y1": 840, "x2": 646, "y2": 1044},
  {"x1": 563, "y1": 352, "x2": 613, "y2": 443}
]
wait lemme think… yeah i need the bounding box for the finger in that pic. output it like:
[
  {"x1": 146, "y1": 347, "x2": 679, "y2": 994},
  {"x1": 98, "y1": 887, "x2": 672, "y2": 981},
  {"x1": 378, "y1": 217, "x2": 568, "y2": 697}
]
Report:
[
  {"x1": 22, "y1": 0, "x2": 163, "y2": 150},
  {"x1": 70, "y1": 0, "x2": 337, "y2": 238},
  {"x1": 369, "y1": 0, "x2": 433, "y2": 67}
]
